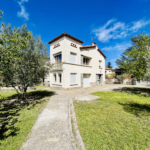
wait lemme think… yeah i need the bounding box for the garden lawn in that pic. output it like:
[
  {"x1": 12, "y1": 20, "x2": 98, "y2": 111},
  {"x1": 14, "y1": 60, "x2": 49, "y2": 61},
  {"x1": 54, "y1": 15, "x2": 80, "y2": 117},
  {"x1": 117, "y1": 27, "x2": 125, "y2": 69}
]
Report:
[
  {"x1": 0, "y1": 90, "x2": 53, "y2": 150},
  {"x1": 74, "y1": 91, "x2": 150, "y2": 150}
]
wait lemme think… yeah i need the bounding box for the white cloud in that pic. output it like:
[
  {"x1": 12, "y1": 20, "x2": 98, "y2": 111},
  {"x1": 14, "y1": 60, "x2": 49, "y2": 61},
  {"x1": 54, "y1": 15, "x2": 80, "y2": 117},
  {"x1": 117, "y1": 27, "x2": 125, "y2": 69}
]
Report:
[
  {"x1": 101, "y1": 43, "x2": 131, "y2": 51},
  {"x1": 17, "y1": 0, "x2": 29, "y2": 20},
  {"x1": 93, "y1": 19, "x2": 150, "y2": 42}
]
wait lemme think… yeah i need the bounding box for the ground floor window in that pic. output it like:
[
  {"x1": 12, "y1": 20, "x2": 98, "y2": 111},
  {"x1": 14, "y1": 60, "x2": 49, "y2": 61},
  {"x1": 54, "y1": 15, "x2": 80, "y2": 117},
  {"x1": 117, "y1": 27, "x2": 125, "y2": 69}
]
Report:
[
  {"x1": 53, "y1": 74, "x2": 57, "y2": 83},
  {"x1": 70, "y1": 73, "x2": 77, "y2": 84},
  {"x1": 58, "y1": 74, "x2": 62, "y2": 83}
]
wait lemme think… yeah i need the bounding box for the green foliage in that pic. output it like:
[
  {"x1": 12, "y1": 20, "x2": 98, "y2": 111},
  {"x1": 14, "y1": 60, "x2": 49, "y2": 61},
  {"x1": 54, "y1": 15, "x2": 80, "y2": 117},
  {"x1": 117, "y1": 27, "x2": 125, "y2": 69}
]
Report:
[
  {"x1": 107, "y1": 61, "x2": 113, "y2": 68},
  {"x1": 0, "y1": 90, "x2": 54, "y2": 150},
  {"x1": 74, "y1": 91, "x2": 150, "y2": 150},
  {"x1": 0, "y1": 10, "x2": 4, "y2": 20},
  {"x1": 114, "y1": 73, "x2": 129, "y2": 84},
  {"x1": 109, "y1": 73, "x2": 114, "y2": 78},
  {"x1": 144, "y1": 44, "x2": 150, "y2": 81},
  {"x1": 116, "y1": 33, "x2": 150, "y2": 79},
  {"x1": 0, "y1": 24, "x2": 51, "y2": 100}
]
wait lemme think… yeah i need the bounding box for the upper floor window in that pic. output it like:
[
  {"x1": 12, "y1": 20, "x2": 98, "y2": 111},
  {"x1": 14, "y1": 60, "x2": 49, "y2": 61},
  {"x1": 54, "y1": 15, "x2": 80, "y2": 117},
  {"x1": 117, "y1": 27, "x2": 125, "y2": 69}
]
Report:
[
  {"x1": 99, "y1": 61, "x2": 101, "y2": 68},
  {"x1": 70, "y1": 53, "x2": 77, "y2": 64},
  {"x1": 54, "y1": 53, "x2": 62, "y2": 64},
  {"x1": 83, "y1": 57, "x2": 90, "y2": 65}
]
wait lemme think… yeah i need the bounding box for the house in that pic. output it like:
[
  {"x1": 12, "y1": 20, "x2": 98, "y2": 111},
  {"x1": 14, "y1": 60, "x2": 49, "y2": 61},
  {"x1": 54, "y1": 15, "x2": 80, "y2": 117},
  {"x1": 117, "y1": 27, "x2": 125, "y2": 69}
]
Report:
[
  {"x1": 105, "y1": 67, "x2": 114, "y2": 77},
  {"x1": 105, "y1": 67, "x2": 124, "y2": 77},
  {"x1": 47, "y1": 33, "x2": 106, "y2": 89},
  {"x1": 113, "y1": 68, "x2": 124, "y2": 75}
]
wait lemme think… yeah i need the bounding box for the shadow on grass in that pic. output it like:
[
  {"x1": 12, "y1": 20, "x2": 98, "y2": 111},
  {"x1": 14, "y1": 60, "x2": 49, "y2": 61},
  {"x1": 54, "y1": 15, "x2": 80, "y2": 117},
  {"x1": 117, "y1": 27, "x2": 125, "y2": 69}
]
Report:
[
  {"x1": 113, "y1": 87, "x2": 150, "y2": 96},
  {"x1": 0, "y1": 90, "x2": 54, "y2": 140},
  {"x1": 119, "y1": 102, "x2": 150, "y2": 117}
]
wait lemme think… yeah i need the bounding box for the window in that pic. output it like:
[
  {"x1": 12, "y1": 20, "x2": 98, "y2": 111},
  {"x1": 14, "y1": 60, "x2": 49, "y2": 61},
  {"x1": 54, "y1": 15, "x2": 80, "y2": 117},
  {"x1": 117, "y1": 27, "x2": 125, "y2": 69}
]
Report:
[
  {"x1": 70, "y1": 73, "x2": 77, "y2": 84},
  {"x1": 53, "y1": 74, "x2": 57, "y2": 83},
  {"x1": 58, "y1": 74, "x2": 62, "y2": 83},
  {"x1": 54, "y1": 53, "x2": 62, "y2": 64},
  {"x1": 83, "y1": 57, "x2": 90, "y2": 65},
  {"x1": 99, "y1": 61, "x2": 101, "y2": 67},
  {"x1": 70, "y1": 53, "x2": 76, "y2": 64}
]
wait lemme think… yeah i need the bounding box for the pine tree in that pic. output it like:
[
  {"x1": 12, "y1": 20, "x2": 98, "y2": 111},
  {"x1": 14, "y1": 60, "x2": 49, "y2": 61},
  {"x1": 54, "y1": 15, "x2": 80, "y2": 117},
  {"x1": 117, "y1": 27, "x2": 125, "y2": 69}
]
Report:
[{"x1": 107, "y1": 62, "x2": 112, "y2": 68}]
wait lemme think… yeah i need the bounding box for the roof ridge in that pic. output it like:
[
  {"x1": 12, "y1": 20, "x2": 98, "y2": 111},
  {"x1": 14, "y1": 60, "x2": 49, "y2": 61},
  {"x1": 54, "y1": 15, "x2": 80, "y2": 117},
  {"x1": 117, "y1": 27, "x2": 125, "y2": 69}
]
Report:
[{"x1": 48, "y1": 33, "x2": 84, "y2": 44}]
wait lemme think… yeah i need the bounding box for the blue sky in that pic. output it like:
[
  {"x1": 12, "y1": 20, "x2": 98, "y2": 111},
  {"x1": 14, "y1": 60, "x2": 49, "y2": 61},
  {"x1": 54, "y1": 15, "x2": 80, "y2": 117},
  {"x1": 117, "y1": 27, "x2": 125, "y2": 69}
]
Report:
[{"x1": 1, "y1": 0, "x2": 150, "y2": 68}]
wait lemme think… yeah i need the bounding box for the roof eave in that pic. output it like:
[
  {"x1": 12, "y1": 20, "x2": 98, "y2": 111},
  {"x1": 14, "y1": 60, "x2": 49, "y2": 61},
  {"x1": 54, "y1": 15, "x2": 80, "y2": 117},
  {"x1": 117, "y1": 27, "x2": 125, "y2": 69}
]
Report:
[
  {"x1": 98, "y1": 49, "x2": 107, "y2": 59},
  {"x1": 80, "y1": 46, "x2": 96, "y2": 49},
  {"x1": 48, "y1": 33, "x2": 84, "y2": 44}
]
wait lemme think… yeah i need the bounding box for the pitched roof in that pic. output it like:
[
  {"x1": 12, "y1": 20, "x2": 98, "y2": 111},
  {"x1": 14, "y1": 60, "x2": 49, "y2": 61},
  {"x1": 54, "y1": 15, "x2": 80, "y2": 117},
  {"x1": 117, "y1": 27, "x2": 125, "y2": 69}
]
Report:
[
  {"x1": 80, "y1": 46, "x2": 106, "y2": 59},
  {"x1": 48, "y1": 32, "x2": 84, "y2": 44},
  {"x1": 98, "y1": 49, "x2": 107, "y2": 59},
  {"x1": 80, "y1": 45, "x2": 96, "y2": 49},
  {"x1": 105, "y1": 67, "x2": 113, "y2": 70}
]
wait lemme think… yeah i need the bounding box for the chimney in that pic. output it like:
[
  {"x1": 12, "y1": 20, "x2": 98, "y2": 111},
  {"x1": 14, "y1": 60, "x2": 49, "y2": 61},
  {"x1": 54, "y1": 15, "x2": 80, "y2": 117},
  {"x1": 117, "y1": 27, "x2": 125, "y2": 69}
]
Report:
[{"x1": 92, "y1": 42, "x2": 96, "y2": 46}]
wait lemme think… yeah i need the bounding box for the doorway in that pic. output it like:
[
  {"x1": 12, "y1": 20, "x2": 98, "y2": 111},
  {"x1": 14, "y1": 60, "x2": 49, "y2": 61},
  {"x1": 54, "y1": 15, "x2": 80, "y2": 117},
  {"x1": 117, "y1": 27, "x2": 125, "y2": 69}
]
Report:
[{"x1": 96, "y1": 74, "x2": 102, "y2": 85}]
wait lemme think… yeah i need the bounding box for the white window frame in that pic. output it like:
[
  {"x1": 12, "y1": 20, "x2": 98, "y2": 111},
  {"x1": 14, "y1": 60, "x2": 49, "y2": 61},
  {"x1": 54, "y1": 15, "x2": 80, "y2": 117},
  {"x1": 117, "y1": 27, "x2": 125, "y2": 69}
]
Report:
[
  {"x1": 70, "y1": 52, "x2": 77, "y2": 64},
  {"x1": 58, "y1": 73, "x2": 62, "y2": 83},
  {"x1": 53, "y1": 52, "x2": 62, "y2": 64},
  {"x1": 83, "y1": 56, "x2": 91, "y2": 66},
  {"x1": 53, "y1": 73, "x2": 57, "y2": 83},
  {"x1": 99, "y1": 61, "x2": 102, "y2": 68},
  {"x1": 70, "y1": 73, "x2": 77, "y2": 85}
]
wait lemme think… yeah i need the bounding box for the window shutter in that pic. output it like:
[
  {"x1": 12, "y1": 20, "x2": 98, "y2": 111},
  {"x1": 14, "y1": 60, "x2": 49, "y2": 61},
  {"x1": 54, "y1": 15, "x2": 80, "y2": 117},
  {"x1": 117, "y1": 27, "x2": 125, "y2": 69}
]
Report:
[
  {"x1": 81, "y1": 55, "x2": 83, "y2": 65},
  {"x1": 70, "y1": 74, "x2": 77, "y2": 84},
  {"x1": 70, "y1": 53, "x2": 76, "y2": 64},
  {"x1": 99, "y1": 61, "x2": 101, "y2": 67}
]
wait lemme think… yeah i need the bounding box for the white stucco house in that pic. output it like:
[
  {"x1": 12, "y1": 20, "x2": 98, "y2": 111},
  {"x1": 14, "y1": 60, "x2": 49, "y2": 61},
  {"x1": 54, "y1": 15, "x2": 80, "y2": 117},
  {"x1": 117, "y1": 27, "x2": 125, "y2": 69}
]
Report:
[
  {"x1": 47, "y1": 33, "x2": 106, "y2": 89},
  {"x1": 105, "y1": 67, "x2": 115, "y2": 77}
]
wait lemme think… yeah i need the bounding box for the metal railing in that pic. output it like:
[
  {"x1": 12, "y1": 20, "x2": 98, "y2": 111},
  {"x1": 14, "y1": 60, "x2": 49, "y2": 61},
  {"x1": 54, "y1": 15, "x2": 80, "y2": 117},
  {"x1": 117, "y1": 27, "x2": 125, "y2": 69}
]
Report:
[{"x1": 52, "y1": 63, "x2": 62, "y2": 70}]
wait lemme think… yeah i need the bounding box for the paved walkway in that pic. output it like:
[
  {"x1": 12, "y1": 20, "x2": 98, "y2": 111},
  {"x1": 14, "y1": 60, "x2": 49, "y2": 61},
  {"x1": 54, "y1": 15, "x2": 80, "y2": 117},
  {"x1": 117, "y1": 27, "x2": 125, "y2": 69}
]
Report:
[
  {"x1": 21, "y1": 93, "x2": 75, "y2": 150},
  {"x1": 21, "y1": 84, "x2": 148, "y2": 150}
]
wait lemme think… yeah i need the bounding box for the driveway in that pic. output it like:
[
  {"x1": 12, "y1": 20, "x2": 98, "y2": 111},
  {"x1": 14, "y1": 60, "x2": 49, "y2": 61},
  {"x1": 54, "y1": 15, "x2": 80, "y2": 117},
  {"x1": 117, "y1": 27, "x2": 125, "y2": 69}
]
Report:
[{"x1": 21, "y1": 84, "x2": 148, "y2": 150}]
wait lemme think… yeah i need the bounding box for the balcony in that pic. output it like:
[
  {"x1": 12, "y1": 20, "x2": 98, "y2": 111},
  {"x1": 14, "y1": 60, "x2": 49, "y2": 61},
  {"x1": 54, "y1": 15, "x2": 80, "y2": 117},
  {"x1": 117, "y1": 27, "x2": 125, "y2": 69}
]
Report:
[{"x1": 51, "y1": 63, "x2": 63, "y2": 70}]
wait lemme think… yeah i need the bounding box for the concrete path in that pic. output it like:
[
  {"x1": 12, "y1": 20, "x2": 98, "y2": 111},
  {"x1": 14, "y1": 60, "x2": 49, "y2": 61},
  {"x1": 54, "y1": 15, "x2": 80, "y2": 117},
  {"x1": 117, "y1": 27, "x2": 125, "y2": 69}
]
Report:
[
  {"x1": 21, "y1": 93, "x2": 75, "y2": 150},
  {"x1": 21, "y1": 84, "x2": 148, "y2": 150}
]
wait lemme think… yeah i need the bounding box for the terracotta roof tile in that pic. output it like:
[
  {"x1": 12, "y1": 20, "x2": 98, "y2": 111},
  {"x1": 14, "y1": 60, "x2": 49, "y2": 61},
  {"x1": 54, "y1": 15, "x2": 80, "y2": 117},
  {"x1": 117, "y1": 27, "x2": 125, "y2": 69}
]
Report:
[
  {"x1": 80, "y1": 45, "x2": 96, "y2": 49},
  {"x1": 48, "y1": 32, "x2": 84, "y2": 44}
]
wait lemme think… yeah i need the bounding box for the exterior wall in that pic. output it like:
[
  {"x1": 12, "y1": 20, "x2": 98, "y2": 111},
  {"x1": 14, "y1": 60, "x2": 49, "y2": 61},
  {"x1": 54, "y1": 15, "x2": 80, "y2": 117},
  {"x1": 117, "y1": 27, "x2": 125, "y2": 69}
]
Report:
[
  {"x1": 105, "y1": 69, "x2": 115, "y2": 77},
  {"x1": 49, "y1": 36, "x2": 106, "y2": 89},
  {"x1": 105, "y1": 78, "x2": 133, "y2": 85}
]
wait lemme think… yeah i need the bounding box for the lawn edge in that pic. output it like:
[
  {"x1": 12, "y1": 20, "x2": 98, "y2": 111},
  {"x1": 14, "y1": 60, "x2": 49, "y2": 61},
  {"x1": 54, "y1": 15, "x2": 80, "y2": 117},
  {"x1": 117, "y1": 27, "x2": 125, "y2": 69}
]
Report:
[
  {"x1": 69, "y1": 98, "x2": 86, "y2": 150},
  {"x1": 19, "y1": 96, "x2": 50, "y2": 150}
]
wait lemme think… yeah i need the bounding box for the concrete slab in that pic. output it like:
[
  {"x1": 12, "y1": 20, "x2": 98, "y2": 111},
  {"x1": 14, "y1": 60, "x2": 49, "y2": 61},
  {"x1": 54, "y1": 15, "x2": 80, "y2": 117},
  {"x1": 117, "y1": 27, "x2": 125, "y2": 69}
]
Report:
[{"x1": 75, "y1": 95, "x2": 99, "y2": 101}]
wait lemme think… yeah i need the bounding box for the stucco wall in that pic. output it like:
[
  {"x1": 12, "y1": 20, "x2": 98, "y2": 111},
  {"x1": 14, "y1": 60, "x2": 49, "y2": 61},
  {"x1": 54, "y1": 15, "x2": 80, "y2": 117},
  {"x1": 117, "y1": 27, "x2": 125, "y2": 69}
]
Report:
[{"x1": 49, "y1": 35, "x2": 106, "y2": 89}]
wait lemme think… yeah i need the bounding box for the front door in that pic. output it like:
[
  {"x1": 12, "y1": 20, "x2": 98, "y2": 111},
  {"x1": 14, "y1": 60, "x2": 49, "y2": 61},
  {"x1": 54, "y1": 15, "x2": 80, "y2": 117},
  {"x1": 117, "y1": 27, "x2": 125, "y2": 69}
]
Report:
[{"x1": 97, "y1": 74, "x2": 101, "y2": 84}]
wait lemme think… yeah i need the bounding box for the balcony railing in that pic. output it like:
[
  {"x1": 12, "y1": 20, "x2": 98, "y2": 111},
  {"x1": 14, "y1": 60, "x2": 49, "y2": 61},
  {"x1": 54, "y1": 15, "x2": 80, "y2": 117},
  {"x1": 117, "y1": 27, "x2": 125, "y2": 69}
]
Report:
[{"x1": 52, "y1": 63, "x2": 63, "y2": 70}]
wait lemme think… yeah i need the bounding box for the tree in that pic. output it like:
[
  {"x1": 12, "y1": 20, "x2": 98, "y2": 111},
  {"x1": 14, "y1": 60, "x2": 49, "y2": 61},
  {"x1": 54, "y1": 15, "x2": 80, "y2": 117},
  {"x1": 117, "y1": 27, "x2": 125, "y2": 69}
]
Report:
[
  {"x1": 107, "y1": 62, "x2": 113, "y2": 68},
  {"x1": 143, "y1": 46, "x2": 150, "y2": 83},
  {"x1": 0, "y1": 24, "x2": 51, "y2": 100},
  {"x1": 116, "y1": 33, "x2": 150, "y2": 79},
  {"x1": 0, "y1": 10, "x2": 4, "y2": 44},
  {"x1": 0, "y1": 10, "x2": 4, "y2": 20}
]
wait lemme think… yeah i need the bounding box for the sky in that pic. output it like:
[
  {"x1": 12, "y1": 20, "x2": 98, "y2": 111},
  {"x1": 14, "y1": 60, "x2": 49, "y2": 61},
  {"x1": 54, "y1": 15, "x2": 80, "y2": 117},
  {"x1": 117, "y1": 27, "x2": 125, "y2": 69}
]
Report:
[{"x1": 1, "y1": 0, "x2": 150, "y2": 68}]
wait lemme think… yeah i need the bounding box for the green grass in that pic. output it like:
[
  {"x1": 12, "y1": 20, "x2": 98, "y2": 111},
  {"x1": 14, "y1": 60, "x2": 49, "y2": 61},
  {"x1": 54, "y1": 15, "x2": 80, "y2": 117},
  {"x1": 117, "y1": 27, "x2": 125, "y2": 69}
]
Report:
[
  {"x1": 35, "y1": 85, "x2": 47, "y2": 88},
  {"x1": 74, "y1": 91, "x2": 150, "y2": 150},
  {"x1": 0, "y1": 90, "x2": 54, "y2": 150}
]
